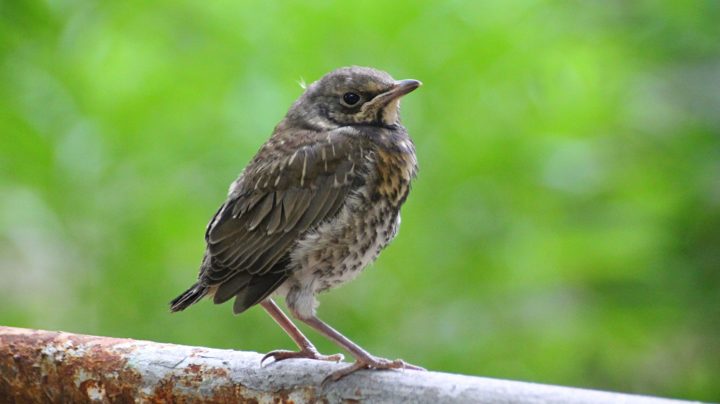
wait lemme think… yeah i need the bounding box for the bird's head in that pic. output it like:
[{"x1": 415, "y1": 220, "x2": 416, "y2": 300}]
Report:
[{"x1": 286, "y1": 66, "x2": 421, "y2": 129}]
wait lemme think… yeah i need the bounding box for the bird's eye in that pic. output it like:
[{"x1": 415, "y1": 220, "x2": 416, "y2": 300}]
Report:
[{"x1": 342, "y1": 92, "x2": 361, "y2": 106}]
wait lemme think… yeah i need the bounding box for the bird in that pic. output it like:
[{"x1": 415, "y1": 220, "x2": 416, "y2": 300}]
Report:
[{"x1": 170, "y1": 66, "x2": 423, "y2": 382}]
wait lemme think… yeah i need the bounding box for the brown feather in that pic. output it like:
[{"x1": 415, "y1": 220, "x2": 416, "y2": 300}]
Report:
[
  {"x1": 199, "y1": 128, "x2": 366, "y2": 311},
  {"x1": 282, "y1": 188, "x2": 314, "y2": 231},
  {"x1": 246, "y1": 192, "x2": 275, "y2": 231},
  {"x1": 264, "y1": 202, "x2": 285, "y2": 234},
  {"x1": 213, "y1": 271, "x2": 252, "y2": 304}
]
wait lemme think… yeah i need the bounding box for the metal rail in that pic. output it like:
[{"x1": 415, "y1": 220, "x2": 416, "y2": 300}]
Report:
[{"x1": 0, "y1": 326, "x2": 701, "y2": 403}]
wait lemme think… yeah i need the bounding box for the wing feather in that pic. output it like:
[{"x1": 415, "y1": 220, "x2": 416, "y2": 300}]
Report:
[
  {"x1": 199, "y1": 128, "x2": 365, "y2": 309},
  {"x1": 282, "y1": 188, "x2": 314, "y2": 231},
  {"x1": 293, "y1": 175, "x2": 336, "y2": 230},
  {"x1": 246, "y1": 192, "x2": 275, "y2": 231},
  {"x1": 264, "y1": 192, "x2": 285, "y2": 234}
]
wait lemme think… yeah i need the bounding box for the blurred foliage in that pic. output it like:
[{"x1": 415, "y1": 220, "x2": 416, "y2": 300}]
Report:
[{"x1": 1, "y1": 0, "x2": 719, "y2": 401}]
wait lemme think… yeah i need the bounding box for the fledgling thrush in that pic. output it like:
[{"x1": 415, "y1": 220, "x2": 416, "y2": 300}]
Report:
[{"x1": 170, "y1": 66, "x2": 423, "y2": 381}]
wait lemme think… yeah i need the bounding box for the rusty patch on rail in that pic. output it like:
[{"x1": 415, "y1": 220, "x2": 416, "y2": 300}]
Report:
[
  {"x1": 152, "y1": 353, "x2": 334, "y2": 403},
  {"x1": 0, "y1": 327, "x2": 142, "y2": 403},
  {"x1": 150, "y1": 359, "x2": 308, "y2": 403},
  {"x1": 0, "y1": 327, "x2": 326, "y2": 403}
]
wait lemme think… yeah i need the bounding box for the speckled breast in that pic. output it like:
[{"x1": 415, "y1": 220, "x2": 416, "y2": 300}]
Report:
[
  {"x1": 319, "y1": 199, "x2": 401, "y2": 291},
  {"x1": 287, "y1": 129, "x2": 418, "y2": 295}
]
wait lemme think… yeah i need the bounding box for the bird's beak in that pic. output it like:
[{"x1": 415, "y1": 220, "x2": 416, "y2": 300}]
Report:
[
  {"x1": 386, "y1": 79, "x2": 422, "y2": 99},
  {"x1": 365, "y1": 79, "x2": 422, "y2": 111}
]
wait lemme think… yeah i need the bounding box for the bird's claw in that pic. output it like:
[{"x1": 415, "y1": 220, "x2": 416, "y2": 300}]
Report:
[
  {"x1": 261, "y1": 349, "x2": 344, "y2": 367},
  {"x1": 322, "y1": 357, "x2": 425, "y2": 385}
]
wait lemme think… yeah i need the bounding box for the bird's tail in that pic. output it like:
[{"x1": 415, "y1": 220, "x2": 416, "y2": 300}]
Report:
[{"x1": 170, "y1": 283, "x2": 208, "y2": 312}]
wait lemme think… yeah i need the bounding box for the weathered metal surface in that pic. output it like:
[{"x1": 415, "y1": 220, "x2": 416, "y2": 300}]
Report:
[{"x1": 0, "y1": 326, "x2": 702, "y2": 403}]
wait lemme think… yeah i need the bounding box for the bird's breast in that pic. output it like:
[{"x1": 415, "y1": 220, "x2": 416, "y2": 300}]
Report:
[
  {"x1": 371, "y1": 143, "x2": 417, "y2": 208},
  {"x1": 288, "y1": 197, "x2": 401, "y2": 294}
]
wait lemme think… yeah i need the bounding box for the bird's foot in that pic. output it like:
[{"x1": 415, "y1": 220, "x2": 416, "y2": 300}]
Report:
[
  {"x1": 261, "y1": 348, "x2": 344, "y2": 367},
  {"x1": 322, "y1": 356, "x2": 425, "y2": 384}
]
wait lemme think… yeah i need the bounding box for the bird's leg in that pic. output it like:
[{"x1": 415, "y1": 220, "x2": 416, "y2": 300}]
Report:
[
  {"x1": 259, "y1": 299, "x2": 344, "y2": 366},
  {"x1": 294, "y1": 312, "x2": 425, "y2": 383}
]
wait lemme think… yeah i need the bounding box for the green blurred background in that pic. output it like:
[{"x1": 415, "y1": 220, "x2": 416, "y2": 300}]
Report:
[{"x1": 1, "y1": 1, "x2": 719, "y2": 401}]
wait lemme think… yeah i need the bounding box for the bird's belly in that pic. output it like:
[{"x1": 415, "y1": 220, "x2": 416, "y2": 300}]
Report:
[{"x1": 288, "y1": 200, "x2": 400, "y2": 293}]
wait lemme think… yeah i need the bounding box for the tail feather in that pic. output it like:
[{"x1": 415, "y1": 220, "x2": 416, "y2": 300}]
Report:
[{"x1": 170, "y1": 283, "x2": 208, "y2": 312}]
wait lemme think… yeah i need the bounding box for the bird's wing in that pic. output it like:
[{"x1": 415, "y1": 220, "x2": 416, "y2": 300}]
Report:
[{"x1": 201, "y1": 128, "x2": 365, "y2": 310}]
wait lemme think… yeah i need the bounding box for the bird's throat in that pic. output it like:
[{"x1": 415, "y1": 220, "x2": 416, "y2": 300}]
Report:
[{"x1": 380, "y1": 99, "x2": 401, "y2": 125}]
